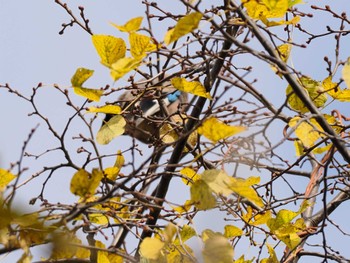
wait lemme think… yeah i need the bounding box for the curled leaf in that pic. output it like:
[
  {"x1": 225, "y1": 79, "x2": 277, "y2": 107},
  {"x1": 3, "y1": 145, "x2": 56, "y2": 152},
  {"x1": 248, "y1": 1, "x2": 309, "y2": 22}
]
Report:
[
  {"x1": 71, "y1": 68, "x2": 94, "y2": 87},
  {"x1": 70, "y1": 169, "x2": 103, "y2": 197},
  {"x1": 110, "y1": 57, "x2": 141, "y2": 81},
  {"x1": 111, "y1": 16, "x2": 143, "y2": 33},
  {"x1": 164, "y1": 12, "x2": 202, "y2": 45},
  {"x1": 73, "y1": 87, "x2": 103, "y2": 102},
  {"x1": 87, "y1": 105, "x2": 122, "y2": 114},
  {"x1": 171, "y1": 77, "x2": 211, "y2": 99},
  {"x1": 97, "y1": 115, "x2": 126, "y2": 145}
]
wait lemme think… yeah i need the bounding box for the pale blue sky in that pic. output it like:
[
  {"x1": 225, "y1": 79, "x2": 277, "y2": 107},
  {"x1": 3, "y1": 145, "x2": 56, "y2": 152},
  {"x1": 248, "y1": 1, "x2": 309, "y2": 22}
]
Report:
[{"x1": 1, "y1": 1, "x2": 350, "y2": 262}]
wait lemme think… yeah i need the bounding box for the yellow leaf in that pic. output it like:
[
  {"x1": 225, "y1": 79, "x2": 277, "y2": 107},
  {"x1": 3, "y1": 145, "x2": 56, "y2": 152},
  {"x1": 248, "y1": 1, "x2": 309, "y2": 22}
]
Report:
[
  {"x1": 110, "y1": 57, "x2": 141, "y2": 81},
  {"x1": 202, "y1": 233, "x2": 234, "y2": 263},
  {"x1": 267, "y1": 209, "x2": 299, "y2": 232},
  {"x1": 201, "y1": 169, "x2": 234, "y2": 196},
  {"x1": 261, "y1": 14, "x2": 300, "y2": 27},
  {"x1": 266, "y1": 204, "x2": 308, "y2": 249},
  {"x1": 242, "y1": 206, "x2": 272, "y2": 226},
  {"x1": 190, "y1": 180, "x2": 216, "y2": 210},
  {"x1": 159, "y1": 114, "x2": 197, "y2": 150},
  {"x1": 286, "y1": 76, "x2": 327, "y2": 113},
  {"x1": 104, "y1": 150, "x2": 124, "y2": 180},
  {"x1": 289, "y1": 117, "x2": 321, "y2": 148},
  {"x1": 173, "y1": 199, "x2": 193, "y2": 214},
  {"x1": 343, "y1": 57, "x2": 350, "y2": 88},
  {"x1": 107, "y1": 253, "x2": 123, "y2": 263},
  {"x1": 272, "y1": 43, "x2": 292, "y2": 76},
  {"x1": 0, "y1": 168, "x2": 16, "y2": 188},
  {"x1": 201, "y1": 229, "x2": 215, "y2": 242},
  {"x1": 312, "y1": 143, "x2": 332, "y2": 154},
  {"x1": 163, "y1": 223, "x2": 177, "y2": 243},
  {"x1": 180, "y1": 167, "x2": 201, "y2": 186},
  {"x1": 114, "y1": 150, "x2": 125, "y2": 168},
  {"x1": 71, "y1": 68, "x2": 94, "y2": 87},
  {"x1": 288, "y1": 0, "x2": 304, "y2": 7},
  {"x1": 12, "y1": 213, "x2": 39, "y2": 227},
  {"x1": 164, "y1": 12, "x2": 203, "y2": 45},
  {"x1": 92, "y1": 35, "x2": 126, "y2": 67},
  {"x1": 197, "y1": 117, "x2": 246, "y2": 143},
  {"x1": 17, "y1": 253, "x2": 32, "y2": 263},
  {"x1": 166, "y1": 243, "x2": 194, "y2": 263},
  {"x1": 171, "y1": 77, "x2": 211, "y2": 99},
  {"x1": 111, "y1": 16, "x2": 143, "y2": 33},
  {"x1": 76, "y1": 246, "x2": 90, "y2": 259},
  {"x1": 289, "y1": 115, "x2": 339, "y2": 153},
  {"x1": 89, "y1": 213, "x2": 109, "y2": 225},
  {"x1": 70, "y1": 169, "x2": 103, "y2": 197},
  {"x1": 178, "y1": 225, "x2": 196, "y2": 243},
  {"x1": 139, "y1": 237, "x2": 165, "y2": 260},
  {"x1": 261, "y1": 244, "x2": 279, "y2": 263},
  {"x1": 234, "y1": 255, "x2": 254, "y2": 263},
  {"x1": 224, "y1": 225, "x2": 243, "y2": 238},
  {"x1": 97, "y1": 115, "x2": 126, "y2": 145},
  {"x1": 277, "y1": 43, "x2": 292, "y2": 63},
  {"x1": 324, "y1": 76, "x2": 350, "y2": 102},
  {"x1": 243, "y1": 0, "x2": 288, "y2": 19},
  {"x1": 73, "y1": 87, "x2": 104, "y2": 102},
  {"x1": 96, "y1": 240, "x2": 112, "y2": 263},
  {"x1": 88, "y1": 105, "x2": 122, "y2": 114},
  {"x1": 293, "y1": 140, "x2": 304, "y2": 156},
  {"x1": 243, "y1": 0, "x2": 301, "y2": 27},
  {"x1": 251, "y1": 210, "x2": 272, "y2": 226},
  {"x1": 229, "y1": 176, "x2": 264, "y2": 207},
  {"x1": 97, "y1": 251, "x2": 110, "y2": 263},
  {"x1": 129, "y1": 32, "x2": 157, "y2": 59}
]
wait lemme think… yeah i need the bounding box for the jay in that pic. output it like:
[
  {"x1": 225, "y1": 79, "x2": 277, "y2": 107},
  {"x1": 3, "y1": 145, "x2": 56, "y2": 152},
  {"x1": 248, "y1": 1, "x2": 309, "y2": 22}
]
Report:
[{"x1": 103, "y1": 78, "x2": 188, "y2": 143}]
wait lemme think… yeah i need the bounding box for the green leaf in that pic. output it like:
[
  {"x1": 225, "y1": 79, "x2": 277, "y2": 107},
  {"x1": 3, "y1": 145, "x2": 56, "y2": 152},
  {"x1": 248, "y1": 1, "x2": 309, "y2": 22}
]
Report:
[{"x1": 97, "y1": 115, "x2": 126, "y2": 145}]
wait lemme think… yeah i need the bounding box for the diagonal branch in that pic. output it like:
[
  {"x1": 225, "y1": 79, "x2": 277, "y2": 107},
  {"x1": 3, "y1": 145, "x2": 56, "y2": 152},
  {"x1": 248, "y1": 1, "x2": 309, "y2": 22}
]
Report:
[
  {"x1": 230, "y1": 0, "x2": 350, "y2": 164},
  {"x1": 136, "y1": 20, "x2": 240, "y2": 258}
]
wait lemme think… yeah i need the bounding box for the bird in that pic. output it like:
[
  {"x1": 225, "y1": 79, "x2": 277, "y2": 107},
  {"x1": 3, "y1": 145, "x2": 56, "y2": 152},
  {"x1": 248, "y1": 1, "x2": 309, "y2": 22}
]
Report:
[{"x1": 102, "y1": 78, "x2": 188, "y2": 144}]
